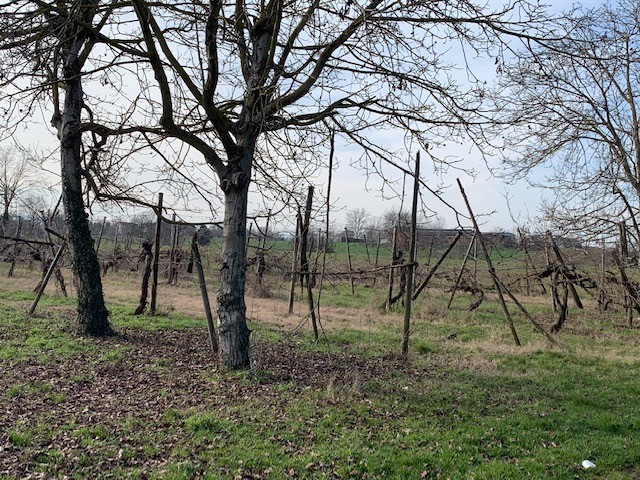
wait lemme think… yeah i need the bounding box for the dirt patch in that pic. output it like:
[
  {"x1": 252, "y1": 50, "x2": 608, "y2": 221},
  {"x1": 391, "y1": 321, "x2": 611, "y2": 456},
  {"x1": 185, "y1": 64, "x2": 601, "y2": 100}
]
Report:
[{"x1": 0, "y1": 326, "x2": 430, "y2": 478}]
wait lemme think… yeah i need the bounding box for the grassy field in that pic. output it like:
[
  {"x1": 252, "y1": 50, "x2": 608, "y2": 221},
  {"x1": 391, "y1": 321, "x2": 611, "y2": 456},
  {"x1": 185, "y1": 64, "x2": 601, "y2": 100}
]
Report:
[{"x1": 1, "y1": 261, "x2": 640, "y2": 479}]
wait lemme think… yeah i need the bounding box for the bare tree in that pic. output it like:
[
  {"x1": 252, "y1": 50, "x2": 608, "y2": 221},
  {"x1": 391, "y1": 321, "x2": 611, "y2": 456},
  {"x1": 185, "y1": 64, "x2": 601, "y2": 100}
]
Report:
[
  {"x1": 0, "y1": 149, "x2": 27, "y2": 227},
  {"x1": 2, "y1": 1, "x2": 555, "y2": 367},
  {"x1": 345, "y1": 208, "x2": 368, "y2": 238},
  {"x1": 491, "y1": 0, "x2": 640, "y2": 243},
  {"x1": 124, "y1": 0, "x2": 558, "y2": 368},
  {"x1": 0, "y1": 1, "x2": 114, "y2": 335}
]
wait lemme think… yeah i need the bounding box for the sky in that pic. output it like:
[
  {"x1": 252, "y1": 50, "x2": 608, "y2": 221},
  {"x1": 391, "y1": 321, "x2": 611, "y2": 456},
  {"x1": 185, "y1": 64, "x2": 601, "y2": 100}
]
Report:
[{"x1": 2, "y1": 0, "x2": 606, "y2": 235}]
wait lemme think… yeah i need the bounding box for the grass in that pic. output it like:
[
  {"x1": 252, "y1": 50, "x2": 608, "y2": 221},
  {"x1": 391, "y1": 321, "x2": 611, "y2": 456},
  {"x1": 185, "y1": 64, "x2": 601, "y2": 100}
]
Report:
[{"x1": 1, "y1": 265, "x2": 640, "y2": 479}]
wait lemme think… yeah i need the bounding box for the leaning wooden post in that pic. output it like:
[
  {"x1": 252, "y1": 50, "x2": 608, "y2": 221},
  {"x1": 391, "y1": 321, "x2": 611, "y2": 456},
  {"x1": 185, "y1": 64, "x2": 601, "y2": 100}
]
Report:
[
  {"x1": 287, "y1": 211, "x2": 301, "y2": 314},
  {"x1": 457, "y1": 179, "x2": 521, "y2": 346},
  {"x1": 192, "y1": 234, "x2": 219, "y2": 353},
  {"x1": 547, "y1": 231, "x2": 583, "y2": 309},
  {"x1": 413, "y1": 231, "x2": 463, "y2": 301},
  {"x1": 402, "y1": 151, "x2": 420, "y2": 357},
  {"x1": 29, "y1": 243, "x2": 65, "y2": 316},
  {"x1": 344, "y1": 227, "x2": 355, "y2": 296},
  {"x1": 95, "y1": 217, "x2": 107, "y2": 255},
  {"x1": 447, "y1": 231, "x2": 476, "y2": 309},
  {"x1": 150, "y1": 193, "x2": 163, "y2": 315}
]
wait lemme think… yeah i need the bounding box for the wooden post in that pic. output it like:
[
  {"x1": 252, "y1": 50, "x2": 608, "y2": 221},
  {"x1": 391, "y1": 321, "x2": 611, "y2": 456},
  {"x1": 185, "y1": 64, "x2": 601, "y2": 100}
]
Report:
[
  {"x1": 192, "y1": 234, "x2": 218, "y2": 353},
  {"x1": 150, "y1": 193, "x2": 163, "y2": 315},
  {"x1": 29, "y1": 243, "x2": 65, "y2": 316},
  {"x1": 413, "y1": 231, "x2": 463, "y2": 301},
  {"x1": 344, "y1": 227, "x2": 355, "y2": 296},
  {"x1": 167, "y1": 213, "x2": 177, "y2": 283},
  {"x1": 363, "y1": 234, "x2": 371, "y2": 266},
  {"x1": 95, "y1": 216, "x2": 107, "y2": 255},
  {"x1": 457, "y1": 179, "x2": 521, "y2": 347},
  {"x1": 386, "y1": 225, "x2": 399, "y2": 311},
  {"x1": 402, "y1": 151, "x2": 420, "y2": 357},
  {"x1": 372, "y1": 234, "x2": 381, "y2": 287},
  {"x1": 287, "y1": 210, "x2": 301, "y2": 314},
  {"x1": 133, "y1": 241, "x2": 153, "y2": 315},
  {"x1": 447, "y1": 231, "x2": 476, "y2": 309}
]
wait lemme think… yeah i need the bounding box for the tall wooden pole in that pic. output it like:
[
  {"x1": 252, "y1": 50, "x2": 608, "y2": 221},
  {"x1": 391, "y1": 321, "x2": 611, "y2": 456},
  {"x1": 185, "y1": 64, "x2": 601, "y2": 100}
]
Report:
[
  {"x1": 402, "y1": 151, "x2": 420, "y2": 358},
  {"x1": 150, "y1": 193, "x2": 163, "y2": 315},
  {"x1": 457, "y1": 179, "x2": 521, "y2": 347}
]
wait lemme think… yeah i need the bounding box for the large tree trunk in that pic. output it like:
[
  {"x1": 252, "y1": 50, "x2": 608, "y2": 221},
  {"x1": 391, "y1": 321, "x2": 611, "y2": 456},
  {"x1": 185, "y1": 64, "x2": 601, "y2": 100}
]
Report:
[
  {"x1": 60, "y1": 72, "x2": 112, "y2": 336},
  {"x1": 217, "y1": 168, "x2": 251, "y2": 369}
]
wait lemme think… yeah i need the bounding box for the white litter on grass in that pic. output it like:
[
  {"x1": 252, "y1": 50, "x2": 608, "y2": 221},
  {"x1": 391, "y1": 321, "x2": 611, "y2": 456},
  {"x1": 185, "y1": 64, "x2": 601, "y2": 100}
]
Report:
[{"x1": 582, "y1": 460, "x2": 596, "y2": 469}]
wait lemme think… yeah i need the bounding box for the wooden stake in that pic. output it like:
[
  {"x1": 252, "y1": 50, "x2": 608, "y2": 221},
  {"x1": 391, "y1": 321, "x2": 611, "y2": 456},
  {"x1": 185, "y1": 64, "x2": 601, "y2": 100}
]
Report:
[
  {"x1": 344, "y1": 227, "x2": 355, "y2": 296},
  {"x1": 287, "y1": 210, "x2": 301, "y2": 315},
  {"x1": 192, "y1": 234, "x2": 218, "y2": 353},
  {"x1": 386, "y1": 225, "x2": 398, "y2": 311},
  {"x1": 447, "y1": 231, "x2": 476, "y2": 308},
  {"x1": 150, "y1": 193, "x2": 163, "y2": 315},
  {"x1": 372, "y1": 234, "x2": 381, "y2": 288},
  {"x1": 402, "y1": 151, "x2": 420, "y2": 357},
  {"x1": 457, "y1": 179, "x2": 521, "y2": 346},
  {"x1": 95, "y1": 216, "x2": 106, "y2": 255},
  {"x1": 413, "y1": 231, "x2": 463, "y2": 301},
  {"x1": 29, "y1": 243, "x2": 65, "y2": 316}
]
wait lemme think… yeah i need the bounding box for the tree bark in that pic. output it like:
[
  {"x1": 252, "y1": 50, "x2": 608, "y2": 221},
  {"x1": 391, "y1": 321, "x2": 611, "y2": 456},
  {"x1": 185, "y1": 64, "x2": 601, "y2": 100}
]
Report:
[
  {"x1": 60, "y1": 69, "x2": 112, "y2": 336},
  {"x1": 217, "y1": 169, "x2": 251, "y2": 369}
]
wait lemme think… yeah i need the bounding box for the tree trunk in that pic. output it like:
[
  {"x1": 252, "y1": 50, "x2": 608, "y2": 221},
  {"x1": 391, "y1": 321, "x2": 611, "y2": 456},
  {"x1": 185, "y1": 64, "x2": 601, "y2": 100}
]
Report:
[
  {"x1": 217, "y1": 170, "x2": 251, "y2": 369},
  {"x1": 60, "y1": 72, "x2": 112, "y2": 336}
]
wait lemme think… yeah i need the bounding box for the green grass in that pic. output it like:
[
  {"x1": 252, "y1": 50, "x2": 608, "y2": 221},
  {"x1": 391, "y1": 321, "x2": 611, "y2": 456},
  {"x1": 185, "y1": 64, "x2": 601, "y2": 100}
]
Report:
[{"x1": 1, "y1": 271, "x2": 640, "y2": 479}]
